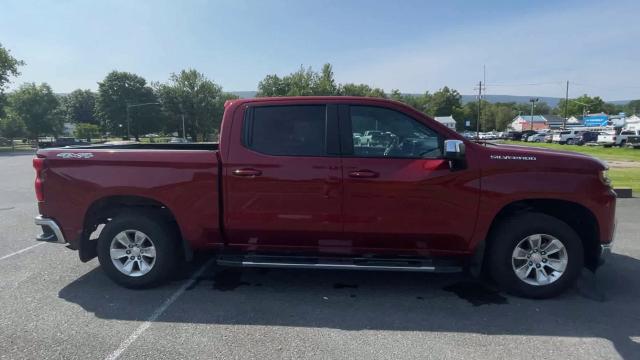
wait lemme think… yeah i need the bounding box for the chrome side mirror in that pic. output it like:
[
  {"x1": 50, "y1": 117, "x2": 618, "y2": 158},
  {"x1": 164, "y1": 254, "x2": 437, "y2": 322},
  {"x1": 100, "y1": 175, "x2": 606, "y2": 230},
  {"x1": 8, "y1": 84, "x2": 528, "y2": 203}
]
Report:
[{"x1": 444, "y1": 139, "x2": 465, "y2": 161}]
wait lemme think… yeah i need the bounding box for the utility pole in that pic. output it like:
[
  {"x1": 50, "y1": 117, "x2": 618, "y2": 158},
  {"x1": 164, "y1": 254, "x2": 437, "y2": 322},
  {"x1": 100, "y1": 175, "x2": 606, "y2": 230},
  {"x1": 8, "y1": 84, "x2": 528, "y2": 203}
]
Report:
[
  {"x1": 529, "y1": 98, "x2": 539, "y2": 131},
  {"x1": 476, "y1": 80, "x2": 482, "y2": 139},
  {"x1": 181, "y1": 113, "x2": 186, "y2": 140},
  {"x1": 563, "y1": 81, "x2": 569, "y2": 129},
  {"x1": 125, "y1": 103, "x2": 130, "y2": 140}
]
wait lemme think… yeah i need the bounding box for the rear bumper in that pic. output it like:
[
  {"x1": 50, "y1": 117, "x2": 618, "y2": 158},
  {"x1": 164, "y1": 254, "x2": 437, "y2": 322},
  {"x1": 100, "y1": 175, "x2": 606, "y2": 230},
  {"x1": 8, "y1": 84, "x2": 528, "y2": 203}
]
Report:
[{"x1": 34, "y1": 215, "x2": 66, "y2": 244}]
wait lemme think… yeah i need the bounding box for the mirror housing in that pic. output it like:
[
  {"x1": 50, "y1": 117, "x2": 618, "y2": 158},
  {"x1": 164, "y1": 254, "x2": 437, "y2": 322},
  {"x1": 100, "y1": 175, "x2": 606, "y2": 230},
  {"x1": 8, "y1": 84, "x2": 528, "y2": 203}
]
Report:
[{"x1": 444, "y1": 139, "x2": 465, "y2": 161}]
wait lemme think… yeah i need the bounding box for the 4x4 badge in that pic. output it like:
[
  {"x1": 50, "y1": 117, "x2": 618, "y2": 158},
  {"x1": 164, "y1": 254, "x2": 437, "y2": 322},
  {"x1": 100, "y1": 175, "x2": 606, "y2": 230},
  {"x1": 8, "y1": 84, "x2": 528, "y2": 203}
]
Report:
[{"x1": 56, "y1": 153, "x2": 94, "y2": 159}]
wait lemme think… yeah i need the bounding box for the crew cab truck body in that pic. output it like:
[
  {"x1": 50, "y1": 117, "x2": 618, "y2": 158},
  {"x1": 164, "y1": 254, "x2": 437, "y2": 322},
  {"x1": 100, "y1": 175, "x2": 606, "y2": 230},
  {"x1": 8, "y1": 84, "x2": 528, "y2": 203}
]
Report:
[
  {"x1": 596, "y1": 129, "x2": 635, "y2": 147},
  {"x1": 33, "y1": 97, "x2": 616, "y2": 298},
  {"x1": 627, "y1": 131, "x2": 640, "y2": 149}
]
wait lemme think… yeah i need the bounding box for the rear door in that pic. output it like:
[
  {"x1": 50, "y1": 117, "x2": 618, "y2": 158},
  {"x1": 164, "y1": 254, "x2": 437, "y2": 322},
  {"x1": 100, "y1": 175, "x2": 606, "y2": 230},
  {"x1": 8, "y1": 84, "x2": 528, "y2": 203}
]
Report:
[
  {"x1": 339, "y1": 104, "x2": 480, "y2": 256},
  {"x1": 223, "y1": 102, "x2": 343, "y2": 253}
]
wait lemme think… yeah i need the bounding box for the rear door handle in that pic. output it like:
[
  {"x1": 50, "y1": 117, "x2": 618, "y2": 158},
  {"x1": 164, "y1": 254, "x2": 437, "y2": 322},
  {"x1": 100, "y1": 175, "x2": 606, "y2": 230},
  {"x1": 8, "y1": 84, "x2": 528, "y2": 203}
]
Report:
[
  {"x1": 348, "y1": 169, "x2": 379, "y2": 178},
  {"x1": 232, "y1": 168, "x2": 262, "y2": 177}
]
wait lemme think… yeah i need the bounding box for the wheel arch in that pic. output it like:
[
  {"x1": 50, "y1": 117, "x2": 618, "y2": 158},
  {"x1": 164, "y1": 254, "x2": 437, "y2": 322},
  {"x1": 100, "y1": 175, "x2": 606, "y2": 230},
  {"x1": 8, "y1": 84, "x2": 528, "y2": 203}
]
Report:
[
  {"x1": 479, "y1": 198, "x2": 600, "y2": 273},
  {"x1": 80, "y1": 195, "x2": 192, "y2": 262}
]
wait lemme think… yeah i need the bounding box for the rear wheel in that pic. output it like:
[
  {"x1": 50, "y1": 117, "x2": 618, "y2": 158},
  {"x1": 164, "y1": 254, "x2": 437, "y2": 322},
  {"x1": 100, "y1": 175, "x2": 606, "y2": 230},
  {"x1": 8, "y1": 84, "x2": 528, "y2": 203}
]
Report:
[
  {"x1": 566, "y1": 138, "x2": 575, "y2": 145},
  {"x1": 97, "y1": 212, "x2": 178, "y2": 288},
  {"x1": 488, "y1": 213, "x2": 583, "y2": 298}
]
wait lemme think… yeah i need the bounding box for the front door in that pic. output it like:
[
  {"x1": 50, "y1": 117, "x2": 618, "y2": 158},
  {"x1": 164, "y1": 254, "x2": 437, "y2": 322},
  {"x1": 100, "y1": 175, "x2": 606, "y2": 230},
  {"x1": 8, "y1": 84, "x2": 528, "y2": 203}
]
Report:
[
  {"x1": 223, "y1": 103, "x2": 343, "y2": 253},
  {"x1": 340, "y1": 104, "x2": 480, "y2": 256}
]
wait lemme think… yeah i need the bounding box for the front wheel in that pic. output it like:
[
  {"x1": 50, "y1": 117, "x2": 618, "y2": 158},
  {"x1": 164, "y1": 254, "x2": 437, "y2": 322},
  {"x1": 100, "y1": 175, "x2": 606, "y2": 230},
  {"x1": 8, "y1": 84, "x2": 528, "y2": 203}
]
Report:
[
  {"x1": 488, "y1": 213, "x2": 584, "y2": 298},
  {"x1": 97, "y1": 211, "x2": 178, "y2": 288}
]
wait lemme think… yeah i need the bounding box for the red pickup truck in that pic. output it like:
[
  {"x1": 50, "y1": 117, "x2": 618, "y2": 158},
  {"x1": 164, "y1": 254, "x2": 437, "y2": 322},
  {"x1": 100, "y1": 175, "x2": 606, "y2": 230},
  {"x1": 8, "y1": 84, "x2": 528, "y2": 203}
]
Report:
[{"x1": 33, "y1": 97, "x2": 616, "y2": 298}]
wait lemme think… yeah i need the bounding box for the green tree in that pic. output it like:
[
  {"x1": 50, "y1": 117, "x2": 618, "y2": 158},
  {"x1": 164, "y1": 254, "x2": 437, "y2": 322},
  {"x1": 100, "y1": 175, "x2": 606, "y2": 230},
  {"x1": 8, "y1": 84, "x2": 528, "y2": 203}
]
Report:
[
  {"x1": 0, "y1": 43, "x2": 25, "y2": 119},
  {"x1": 7, "y1": 83, "x2": 61, "y2": 140},
  {"x1": 0, "y1": 43, "x2": 24, "y2": 92},
  {"x1": 63, "y1": 89, "x2": 97, "y2": 124},
  {"x1": 554, "y1": 94, "x2": 606, "y2": 117},
  {"x1": 339, "y1": 83, "x2": 386, "y2": 97},
  {"x1": 425, "y1": 86, "x2": 462, "y2": 117},
  {"x1": 314, "y1": 63, "x2": 338, "y2": 95},
  {"x1": 95, "y1": 71, "x2": 161, "y2": 140},
  {"x1": 256, "y1": 74, "x2": 289, "y2": 97},
  {"x1": 156, "y1": 69, "x2": 233, "y2": 141},
  {"x1": 390, "y1": 90, "x2": 432, "y2": 112},
  {"x1": 625, "y1": 100, "x2": 640, "y2": 115},
  {"x1": 257, "y1": 63, "x2": 381, "y2": 97},
  {"x1": 0, "y1": 114, "x2": 26, "y2": 150},
  {"x1": 74, "y1": 122, "x2": 100, "y2": 141}
]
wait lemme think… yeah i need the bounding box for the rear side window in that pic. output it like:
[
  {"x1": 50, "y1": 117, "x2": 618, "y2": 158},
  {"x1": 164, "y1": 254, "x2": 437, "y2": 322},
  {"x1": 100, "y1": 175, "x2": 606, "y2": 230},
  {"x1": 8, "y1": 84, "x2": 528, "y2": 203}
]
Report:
[
  {"x1": 244, "y1": 105, "x2": 327, "y2": 156},
  {"x1": 621, "y1": 130, "x2": 634, "y2": 135}
]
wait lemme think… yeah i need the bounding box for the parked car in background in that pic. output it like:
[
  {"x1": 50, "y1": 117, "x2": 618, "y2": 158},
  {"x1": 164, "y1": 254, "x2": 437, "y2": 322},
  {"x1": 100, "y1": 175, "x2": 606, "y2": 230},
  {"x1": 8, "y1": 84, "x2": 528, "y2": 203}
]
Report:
[
  {"x1": 504, "y1": 131, "x2": 523, "y2": 141},
  {"x1": 576, "y1": 131, "x2": 599, "y2": 146},
  {"x1": 33, "y1": 96, "x2": 616, "y2": 299},
  {"x1": 597, "y1": 130, "x2": 619, "y2": 147},
  {"x1": 626, "y1": 132, "x2": 640, "y2": 149},
  {"x1": 520, "y1": 130, "x2": 538, "y2": 142},
  {"x1": 168, "y1": 137, "x2": 188, "y2": 144},
  {"x1": 527, "y1": 133, "x2": 547, "y2": 142},
  {"x1": 617, "y1": 130, "x2": 640, "y2": 147},
  {"x1": 38, "y1": 137, "x2": 89, "y2": 148},
  {"x1": 360, "y1": 130, "x2": 385, "y2": 146},
  {"x1": 552, "y1": 130, "x2": 581, "y2": 145},
  {"x1": 544, "y1": 132, "x2": 555, "y2": 143}
]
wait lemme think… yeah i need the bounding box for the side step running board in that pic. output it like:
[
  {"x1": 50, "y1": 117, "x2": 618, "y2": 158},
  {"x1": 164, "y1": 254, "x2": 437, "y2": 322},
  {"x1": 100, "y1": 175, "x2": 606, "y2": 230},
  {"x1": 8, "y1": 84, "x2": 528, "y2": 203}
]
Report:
[{"x1": 216, "y1": 255, "x2": 462, "y2": 273}]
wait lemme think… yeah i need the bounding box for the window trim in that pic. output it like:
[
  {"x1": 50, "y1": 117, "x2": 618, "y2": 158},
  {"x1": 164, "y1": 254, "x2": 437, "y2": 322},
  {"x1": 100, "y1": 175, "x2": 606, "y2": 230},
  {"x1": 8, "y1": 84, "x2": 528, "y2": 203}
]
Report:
[
  {"x1": 338, "y1": 104, "x2": 445, "y2": 160},
  {"x1": 241, "y1": 104, "x2": 340, "y2": 158}
]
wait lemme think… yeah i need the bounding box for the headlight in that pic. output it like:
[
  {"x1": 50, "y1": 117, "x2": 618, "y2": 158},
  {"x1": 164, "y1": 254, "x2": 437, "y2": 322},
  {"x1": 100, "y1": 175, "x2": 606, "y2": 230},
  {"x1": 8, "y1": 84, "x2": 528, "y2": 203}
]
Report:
[{"x1": 599, "y1": 170, "x2": 611, "y2": 186}]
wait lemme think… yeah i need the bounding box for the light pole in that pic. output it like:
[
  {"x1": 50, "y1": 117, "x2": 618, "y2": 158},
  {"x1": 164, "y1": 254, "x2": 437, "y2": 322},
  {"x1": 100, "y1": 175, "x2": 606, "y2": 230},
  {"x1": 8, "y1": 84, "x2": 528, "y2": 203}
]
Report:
[
  {"x1": 529, "y1": 98, "x2": 539, "y2": 131},
  {"x1": 126, "y1": 102, "x2": 161, "y2": 140}
]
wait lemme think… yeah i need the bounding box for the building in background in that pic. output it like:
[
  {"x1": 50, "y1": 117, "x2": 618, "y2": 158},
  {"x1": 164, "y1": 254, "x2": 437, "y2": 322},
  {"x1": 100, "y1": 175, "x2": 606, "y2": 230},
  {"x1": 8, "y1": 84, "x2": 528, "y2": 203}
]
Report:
[
  {"x1": 434, "y1": 115, "x2": 456, "y2": 129},
  {"x1": 508, "y1": 115, "x2": 549, "y2": 131},
  {"x1": 625, "y1": 115, "x2": 640, "y2": 130},
  {"x1": 542, "y1": 114, "x2": 566, "y2": 129}
]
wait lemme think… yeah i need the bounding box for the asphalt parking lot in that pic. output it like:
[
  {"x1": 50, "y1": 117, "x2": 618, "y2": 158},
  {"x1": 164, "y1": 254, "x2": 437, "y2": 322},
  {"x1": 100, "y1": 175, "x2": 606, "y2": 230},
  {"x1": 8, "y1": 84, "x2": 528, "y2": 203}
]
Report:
[{"x1": 1, "y1": 153, "x2": 639, "y2": 360}]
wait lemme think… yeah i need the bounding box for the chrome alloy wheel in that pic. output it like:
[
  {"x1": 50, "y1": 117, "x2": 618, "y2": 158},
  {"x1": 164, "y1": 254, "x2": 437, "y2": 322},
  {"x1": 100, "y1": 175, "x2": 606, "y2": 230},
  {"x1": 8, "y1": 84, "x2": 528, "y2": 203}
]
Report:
[
  {"x1": 109, "y1": 230, "x2": 156, "y2": 277},
  {"x1": 511, "y1": 234, "x2": 568, "y2": 286}
]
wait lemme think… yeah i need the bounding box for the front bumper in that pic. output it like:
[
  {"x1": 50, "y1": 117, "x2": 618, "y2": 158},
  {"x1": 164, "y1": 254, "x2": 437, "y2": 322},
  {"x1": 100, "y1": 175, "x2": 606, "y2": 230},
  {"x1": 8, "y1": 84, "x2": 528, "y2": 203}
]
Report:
[{"x1": 34, "y1": 215, "x2": 66, "y2": 244}]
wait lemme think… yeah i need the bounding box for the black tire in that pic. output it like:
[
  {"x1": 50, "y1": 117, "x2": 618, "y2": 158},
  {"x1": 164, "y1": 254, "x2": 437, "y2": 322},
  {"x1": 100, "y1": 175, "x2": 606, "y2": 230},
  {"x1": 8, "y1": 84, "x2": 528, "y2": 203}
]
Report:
[
  {"x1": 619, "y1": 140, "x2": 626, "y2": 147},
  {"x1": 488, "y1": 213, "x2": 584, "y2": 299},
  {"x1": 97, "y1": 211, "x2": 178, "y2": 288}
]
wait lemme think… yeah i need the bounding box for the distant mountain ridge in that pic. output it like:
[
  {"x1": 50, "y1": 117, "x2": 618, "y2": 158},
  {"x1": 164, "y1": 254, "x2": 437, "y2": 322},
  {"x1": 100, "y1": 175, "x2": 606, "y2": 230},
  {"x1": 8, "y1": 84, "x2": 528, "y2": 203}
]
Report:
[{"x1": 229, "y1": 91, "x2": 631, "y2": 107}]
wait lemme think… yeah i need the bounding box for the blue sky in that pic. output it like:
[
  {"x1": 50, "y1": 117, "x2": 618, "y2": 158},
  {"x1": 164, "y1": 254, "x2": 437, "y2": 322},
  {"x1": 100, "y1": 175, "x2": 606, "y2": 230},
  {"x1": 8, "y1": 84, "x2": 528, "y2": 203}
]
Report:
[{"x1": 2, "y1": 0, "x2": 640, "y2": 100}]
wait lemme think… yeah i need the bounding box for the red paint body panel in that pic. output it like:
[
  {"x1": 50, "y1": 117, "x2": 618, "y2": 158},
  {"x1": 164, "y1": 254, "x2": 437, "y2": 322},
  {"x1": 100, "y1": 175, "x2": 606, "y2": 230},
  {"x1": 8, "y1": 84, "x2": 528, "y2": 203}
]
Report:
[
  {"x1": 37, "y1": 150, "x2": 220, "y2": 249},
  {"x1": 35, "y1": 96, "x2": 616, "y2": 261}
]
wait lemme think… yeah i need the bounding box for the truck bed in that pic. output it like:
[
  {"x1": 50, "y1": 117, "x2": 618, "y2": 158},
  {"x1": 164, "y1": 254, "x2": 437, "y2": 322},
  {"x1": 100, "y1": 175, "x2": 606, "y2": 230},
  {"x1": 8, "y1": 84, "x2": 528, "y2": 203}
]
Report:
[{"x1": 36, "y1": 145, "x2": 222, "y2": 253}]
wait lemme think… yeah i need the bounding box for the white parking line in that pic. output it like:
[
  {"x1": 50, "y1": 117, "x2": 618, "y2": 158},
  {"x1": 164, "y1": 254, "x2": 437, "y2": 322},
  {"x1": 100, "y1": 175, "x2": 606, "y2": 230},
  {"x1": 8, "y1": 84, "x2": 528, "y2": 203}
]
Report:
[
  {"x1": 104, "y1": 259, "x2": 214, "y2": 360},
  {"x1": 0, "y1": 243, "x2": 44, "y2": 261}
]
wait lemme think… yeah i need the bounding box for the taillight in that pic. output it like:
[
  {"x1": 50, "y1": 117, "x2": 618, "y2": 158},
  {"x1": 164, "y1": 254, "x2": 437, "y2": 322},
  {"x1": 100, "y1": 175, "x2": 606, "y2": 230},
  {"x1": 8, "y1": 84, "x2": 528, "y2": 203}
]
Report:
[
  {"x1": 612, "y1": 136, "x2": 617, "y2": 141},
  {"x1": 33, "y1": 157, "x2": 45, "y2": 202}
]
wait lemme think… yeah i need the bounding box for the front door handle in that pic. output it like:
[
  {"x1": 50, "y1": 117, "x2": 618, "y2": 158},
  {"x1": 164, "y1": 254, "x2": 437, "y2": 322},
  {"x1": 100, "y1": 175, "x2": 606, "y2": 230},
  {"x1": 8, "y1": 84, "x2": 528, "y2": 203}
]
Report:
[
  {"x1": 348, "y1": 169, "x2": 379, "y2": 178},
  {"x1": 232, "y1": 168, "x2": 262, "y2": 177}
]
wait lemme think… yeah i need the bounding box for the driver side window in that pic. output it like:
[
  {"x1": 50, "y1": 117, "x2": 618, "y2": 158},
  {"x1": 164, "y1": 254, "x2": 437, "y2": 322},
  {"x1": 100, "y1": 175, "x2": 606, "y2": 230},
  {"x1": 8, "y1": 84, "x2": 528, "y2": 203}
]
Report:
[{"x1": 350, "y1": 106, "x2": 442, "y2": 158}]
